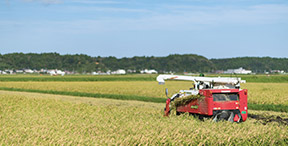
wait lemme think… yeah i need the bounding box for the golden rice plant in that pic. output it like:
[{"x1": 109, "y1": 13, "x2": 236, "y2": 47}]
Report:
[
  {"x1": 171, "y1": 94, "x2": 204, "y2": 109},
  {"x1": 0, "y1": 91, "x2": 287, "y2": 145}
]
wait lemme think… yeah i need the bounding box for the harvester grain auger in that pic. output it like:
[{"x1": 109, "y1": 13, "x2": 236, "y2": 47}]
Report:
[{"x1": 157, "y1": 75, "x2": 248, "y2": 122}]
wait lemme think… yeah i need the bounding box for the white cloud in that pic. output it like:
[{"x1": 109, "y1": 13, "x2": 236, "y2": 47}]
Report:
[
  {"x1": 64, "y1": 6, "x2": 151, "y2": 13},
  {"x1": 147, "y1": 4, "x2": 288, "y2": 27},
  {"x1": 22, "y1": 0, "x2": 61, "y2": 4},
  {"x1": 69, "y1": 0, "x2": 125, "y2": 4},
  {"x1": 21, "y1": 0, "x2": 125, "y2": 5},
  {"x1": 1, "y1": 3, "x2": 288, "y2": 34},
  {"x1": 58, "y1": 3, "x2": 288, "y2": 30}
]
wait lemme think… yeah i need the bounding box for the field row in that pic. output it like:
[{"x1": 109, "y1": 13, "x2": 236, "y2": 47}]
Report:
[
  {"x1": 1, "y1": 74, "x2": 288, "y2": 82},
  {"x1": 0, "y1": 81, "x2": 287, "y2": 106},
  {"x1": 0, "y1": 91, "x2": 287, "y2": 145},
  {"x1": 0, "y1": 74, "x2": 155, "y2": 82}
]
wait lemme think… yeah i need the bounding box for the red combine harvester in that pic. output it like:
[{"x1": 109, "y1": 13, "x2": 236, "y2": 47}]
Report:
[{"x1": 157, "y1": 75, "x2": 248, "y2": 122}]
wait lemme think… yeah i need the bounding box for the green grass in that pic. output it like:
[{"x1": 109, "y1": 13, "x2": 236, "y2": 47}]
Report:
[
  {"x1": 0, "y1": 87, "x2": 287, "y2": 113},
  {"x1": 248, "y1": 103, "x2": 288, "y2": 113}
]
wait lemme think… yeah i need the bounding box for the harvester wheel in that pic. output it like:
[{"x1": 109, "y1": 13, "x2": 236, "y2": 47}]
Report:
[
  {"x1": 213, "y1": 111, "x2": 234, "y2": 122},
  {"x1": 227, "y1": 112, "x2": 234, "y2": 122},
  {"x1": 176, "y1": 111, "x2": 181, "y2": 115}
]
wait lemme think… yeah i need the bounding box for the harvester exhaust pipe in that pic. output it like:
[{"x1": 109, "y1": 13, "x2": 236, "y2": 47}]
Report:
[{"x1": 165, "y1": 88, "x2": 169, "y2": 98}]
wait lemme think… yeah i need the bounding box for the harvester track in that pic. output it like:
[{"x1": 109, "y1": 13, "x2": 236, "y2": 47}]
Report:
[{"x1": 248, "y1": 114, "x2": 288, "y2": 126}]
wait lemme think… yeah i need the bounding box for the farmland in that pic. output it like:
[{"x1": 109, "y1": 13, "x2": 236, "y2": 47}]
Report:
[
  {"x1": 0, "y1": 81, "x2": 287, "y2": 105},
  {"x1": 0, "y1": 74, "x2": 156, "y2": 82},
  {"x1": 1, "y1": 74, "x2": 288, "y2": 82},
  {"x1": 0, "y1": 81, "x2": 287, "y2": 112},
  {"x1": 0, "y1": 74, "x2": 288, "y2": 144},
  {"x1": 1, "y1": 91, "x2": 287, "y2": 145}
]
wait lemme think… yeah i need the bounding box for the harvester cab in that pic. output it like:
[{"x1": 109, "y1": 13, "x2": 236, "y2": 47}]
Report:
[{"x1": 157, "y1": 75, "x2": 248, "y2": 122}]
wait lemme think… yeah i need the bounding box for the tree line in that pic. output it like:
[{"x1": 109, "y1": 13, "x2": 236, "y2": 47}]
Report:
[
  {"x1": 210, "y1": 57, "x2": 288, "y2": 73},
  {"x1": 0, "y1": 53, "x2": 287, "y2": 73}
]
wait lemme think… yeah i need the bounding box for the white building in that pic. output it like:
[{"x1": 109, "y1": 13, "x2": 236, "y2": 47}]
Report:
[
  {"x1": 24, "y1": 69, "x2": 34, "y2": 73},
  {"x1": 4, "y1": 69, "x2": 13, "y2": 74},
  {"x1": 16, "y1": 70, "x2": 24, "y2": 73},
  {"x1": 224, "y1": 67, "x2": 252, "y2": 74},
  {"x1": 92, "y1": 71, "x2": 109, "y2": 75},
  {"x1": 112, "y1": 69, "x2": 126, "y2": 75},
  {"x1": 270, "y1": 70, "x2": 285, "y2": 74},
  {"x1": 140, "y1": 69, "x2": 158, "y2": 74},
  {"x1": 48, "y1": 69, "x2": 65, "y2": 76},
  {"x1": 127, "y1": 69, "x2": 136, "y2": 73},
  {"x1": 0, "y1": 70, "x2": 7, "y2": 74}
]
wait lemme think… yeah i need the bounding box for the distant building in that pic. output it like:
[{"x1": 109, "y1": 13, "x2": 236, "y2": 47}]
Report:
[
  {"x1": 0, "y1": 70, "x2": 7, "y2": 74},
  {"x1": 215, "y1": 70, "x2": 224, "y2": 74},
  {"x1": 24, "y1": 69, "x2": 34, "y2": 73},
  {"x1": 48, "y1": 69, "x2": 65, "y2": 76},
  {"x1": 140, "y1": 69, "x2": 158, "y2": 74},
  {"x1": 270, "y1": 70, "x2": 285, "y2": 74},
  {"x1": 4, "y1": 69, "x2": 13, "y2": 74},
  {"x1": 16, "y1": 70, "x2": 24, "y2": 73},
  {"x1": 224, "y1": 67, "x2": 252, "y2": 74},
  {"x1": 92, "y1": 71, "x2": 109, "y2": 75},
  {"x1": 112, "y1": 69, "x2": 126, "y2": 75},
  {"x1": 127, "y1": 69, "x2": 136, "y2": 73}
]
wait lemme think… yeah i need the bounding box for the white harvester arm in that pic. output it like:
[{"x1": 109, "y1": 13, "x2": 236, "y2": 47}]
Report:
[{"x1": 157, "y1": 75, "x2": 246, "y2": 89}]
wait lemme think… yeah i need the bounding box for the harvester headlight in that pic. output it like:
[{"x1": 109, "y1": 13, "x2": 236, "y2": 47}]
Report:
[{"x1": 213, "y1": 107, "x2": 221, "y2": 110}]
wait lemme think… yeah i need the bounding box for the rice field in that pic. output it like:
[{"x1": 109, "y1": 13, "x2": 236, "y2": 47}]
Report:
[
  {"x1": 0, "y1": 75, "x2": 288, "y2": 144},
  {"x1": 1, "y1": 74, "x2": 288, "y2": 83},
  {"x1": 0, "y1": 81, "x2": 287, "y2": 105},
  {"x1": 0, "y1": 74, "x2": 156, "y2": 82},
  {"x1": 0, "y1": 91, "x2": 287, "y2": 145}
]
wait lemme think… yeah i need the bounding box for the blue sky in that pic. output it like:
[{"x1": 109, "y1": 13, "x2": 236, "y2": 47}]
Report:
[{"x1": 0, "y1": 0, "x2": 287, "y2": 58}]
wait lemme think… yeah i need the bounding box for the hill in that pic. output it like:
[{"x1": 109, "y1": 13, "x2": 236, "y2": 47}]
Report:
[
  {"x1": 0, "y1": 53, "x2": 287, "y2": 73},
  {"x1": 0, "y1": 53, "x2": 215, "y2": 73}
]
